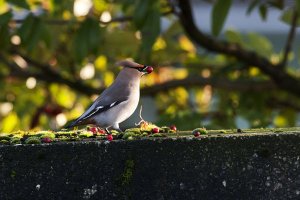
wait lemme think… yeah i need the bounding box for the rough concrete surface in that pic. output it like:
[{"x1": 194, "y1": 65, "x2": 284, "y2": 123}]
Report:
[{"x1": 1, "y1": 132, "x2": 300, "y2": 200}]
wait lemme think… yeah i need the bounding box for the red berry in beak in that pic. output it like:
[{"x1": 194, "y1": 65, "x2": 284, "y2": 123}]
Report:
[
  {"x1": 107, "y1": 134, "x2": 113, "y2": 141},
  {"x1": 146, "y1": 66, "x2": 153, "y2": 74}
]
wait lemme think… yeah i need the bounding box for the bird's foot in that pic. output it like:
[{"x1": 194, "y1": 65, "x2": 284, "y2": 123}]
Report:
[{"x1": 105, "y1": 128, "x2": 111, "y2": 135}]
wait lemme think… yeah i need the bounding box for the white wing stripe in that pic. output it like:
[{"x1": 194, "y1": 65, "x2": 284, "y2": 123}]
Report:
[
  {"x1": 83, "y1": 106, "x2": 102, "y2": 120},
  {"x1": 110, "y1": 102, "x2": 117, "y2": 107},
  {"x1": 80, "y1": 101, "x2": 120, "y2": 120}
]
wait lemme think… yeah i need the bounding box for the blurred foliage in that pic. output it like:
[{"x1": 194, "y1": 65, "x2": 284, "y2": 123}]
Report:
[{"x1": 0, "y1": 0, "x2": 300, "y2": 132}]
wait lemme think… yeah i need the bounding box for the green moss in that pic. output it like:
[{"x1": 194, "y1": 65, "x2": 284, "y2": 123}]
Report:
[
  {"x1": 121, "y1": 159, "x2": 135, "y2": 186},
  {"x1": 25, "y1": 136, "x2": 41, "y2": 144},
  {"x1": 141, "y1": 132, "x2": 149, "y2": 137},
  {"x1": 79, "y1": 131, "x2": 93, "y2": 138},
  {"x1": 192, "y1": 128, "x2": 208, "y2": 135},
  {"x1": 125, "y1": 128, "x2": 141, "y2": 134},
  {"x1": 39, "y1": 132, "x2": 56, "y2": 140},
  {"x1": 161, "y1": 126, "x2": 172, "y2": 133},
  {"x1": 122, "y1": 132, "x2": 139, "y2": 140},
  {"x1": 110, "y1": 130, "x2": 120, "y2": 135},
  {"x1": 149, "y1": 133, "x2": 166, "y2": 137},
  {"x1": 0, "y1": 139, "x2": 9, "y2": 144},
  {"x1": 56, "y1": 131, "x2": 78, "y2": 137},
  {"x1": 11, "y1": 130, "x2": 27, "y2": 137},
  {"x1": 10, "y1": 137, "x2": 21, "y2": 144},
  {"x1": 59, "y1": 136, "x2": 80, "y2": 141},
  {"x1": 10, "y1": 170, "x2": 16, "y2": 179},
  {"x1": 0, "y1": 135, "x2": 11, "y2": 141},
  {"x1": 274, "y1": 130, "x2": 284, "y2": 133}
]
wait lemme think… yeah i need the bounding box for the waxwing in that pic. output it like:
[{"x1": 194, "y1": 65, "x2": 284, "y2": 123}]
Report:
[{"x1": 66, "y1": 60, "x2": 153, "y2": 133}]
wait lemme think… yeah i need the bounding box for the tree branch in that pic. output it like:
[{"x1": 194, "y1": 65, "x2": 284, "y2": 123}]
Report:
[
  {"x1": 0, "y1": 53, "x2": 277, "y2": 96},
  {"x1": 279, "y1": 9, "x2": 298, "y2": 68},
  {"x1": 0, "y1": 53, "x2": 99, "y2": 95},
  {"x1": 268, "y1": 97, "x2": 300, "y2": 111},
  {"x1": 176, "y1": 0, "x2": 300, "y2": 97}
]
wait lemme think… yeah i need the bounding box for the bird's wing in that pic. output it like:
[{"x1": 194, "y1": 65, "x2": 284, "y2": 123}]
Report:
[
  {"x1": 66, "y1": 83, "x2": 130, "y2": 128},
  {"x1": 81, "y1": 98, "x2": 127, "y2": 121}
]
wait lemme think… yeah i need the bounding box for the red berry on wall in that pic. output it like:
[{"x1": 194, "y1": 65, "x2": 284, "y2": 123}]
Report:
[
  {"x1": 193, "y1": 132, "x2": 200, "y2": 137},
  {"x1": 152, "y1": 127, "x2": 160, "y2": 134},
  {"x1": 42, "y1": 137, "x2": 52, "y2": 143},
  {"x1": 90, "y1": 127, "x2": 98, "y2": 134},
  {"x1": 170, "y1": 125, "x2": 177, "y2": 131},
  {"x1": 107, "y1": 134, "x2": 113, "y2": 141},
  {"x1": 98, "y1": 129, "x2": 106, "y2": 134}
]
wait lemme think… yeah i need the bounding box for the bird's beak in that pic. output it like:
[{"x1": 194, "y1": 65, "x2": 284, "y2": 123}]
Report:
[
  {"x1": 140, "y1": 65, "x2": 154, "y2": 74},
  {"x1": 129, "y1": 65, "x2": 154, "y2": 74}
]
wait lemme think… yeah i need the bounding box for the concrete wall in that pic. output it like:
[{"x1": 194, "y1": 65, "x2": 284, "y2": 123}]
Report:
[{"x1": 1, "y1": 132, "x2": 300, "y2": 200}]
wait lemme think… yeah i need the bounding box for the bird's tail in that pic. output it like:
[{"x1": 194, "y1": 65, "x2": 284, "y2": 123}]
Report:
[{"x1": 64, "y1": 120, "x2": 77, "y2": 129}]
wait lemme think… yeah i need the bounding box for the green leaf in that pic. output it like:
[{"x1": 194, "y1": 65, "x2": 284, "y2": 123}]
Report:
[
  {"x1": 246, "y1": 32, "x2": 273, "y2": 58},
  {"x1": 72, "y1": 18, "x2": 102, "y2": 62},
  {"x1": 133, "y1": 0, "x2": 151, "y2": 29},
  {"x1": 121, "y1": 0, "x2": 135, "y2": 12},
  {"x1": 296, "y1": 0, "x2": 300, "y2": 14},
  {"x1": 140, "y1": 1, "x2": 160, "y2": 55},
  {"x1": 211, "y1": 0, "x2": 232, "y2": 36},
  {"x1": 40, "y1": 24, "x2": 52, "y2": 49},
  {"x1": 18, "y1": 14, "x2": 43, "y2": 51},
  {"x1": 7, "y1": 0, "x2": 29, "y2": 9},
  {"x1": 259, "y1": 4, "x2": 267, "y2": 21},
  {"x1": 0, "y1": 11, "x2": 12, "y2": 25},
  {"x1": 0, "y1": 11, "x2": 12, "y2": 49},
  {"x1": 18, "y1": 15, "x2": 35, "y2": 41},
  {"x1": 246, "y1": 0, "x2": 259, "y2": 15},
  {"x1": 268, "y1": 0, "x2": 284, "y2": 10},
  {"x1": 225, "y1": 29, "x2": 243, "y2": 44},
  {"x1": 280, "y1": 8, "x2": 300, "y2": 26}
]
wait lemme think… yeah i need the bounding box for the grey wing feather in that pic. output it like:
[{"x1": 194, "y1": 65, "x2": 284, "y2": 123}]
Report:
[{"x1": 66, "y1": 82, "x2": 130, "y2": 128}]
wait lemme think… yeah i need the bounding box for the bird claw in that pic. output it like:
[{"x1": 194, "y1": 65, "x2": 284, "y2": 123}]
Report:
[
  {"x1": 105, "y1": 128, "x2": 110, "y2": 135},
  {"x1": 135, "y1": 119, "x2": 146, "y2": 126},
  {"x1": 135, "y1": 105, "x2": 146, "y2": 126}
]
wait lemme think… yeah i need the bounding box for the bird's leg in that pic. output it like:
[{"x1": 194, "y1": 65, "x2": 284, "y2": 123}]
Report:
[
  {"x1": 105, "y1": 128, "x2": 111, "y2": 135},
  {"x1": 105, "y1": 128, "x2": 112, "y2": 135},
  {"x1": 112, "y1": 123, "x2": 123, "y2": 132}
]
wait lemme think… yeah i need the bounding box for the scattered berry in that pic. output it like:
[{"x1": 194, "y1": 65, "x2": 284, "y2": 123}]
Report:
[
  {"x1": 193, "y1": 131, "x2": 200, "y2": 137},
  {"x1": 237, "y1": 128, "x2": 242, "y2": 133},
  {"x1": 192, "y1": 128, "x2": 207, "y2": 137},
  {"x1": 42, "y1": 137, "x2": 52, "y2": 143},
  {"x1": 89, "y1": 127, "x2": 98, "y2": 134},
  {"x1": 98, "y1": 129, "x2": 106, "y2": 134},
  {"x1": 170, "y1": 125, "x2": 177, "y2": 131},
  {"x1": 152, "y1": 127, "x2": 160, "y2": 134},
  {"x1": 107, "y1": 134, "x2": 113, "y2": 141}
]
